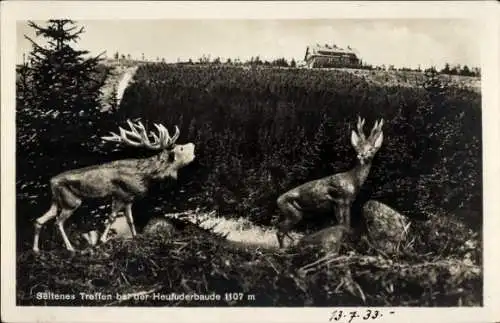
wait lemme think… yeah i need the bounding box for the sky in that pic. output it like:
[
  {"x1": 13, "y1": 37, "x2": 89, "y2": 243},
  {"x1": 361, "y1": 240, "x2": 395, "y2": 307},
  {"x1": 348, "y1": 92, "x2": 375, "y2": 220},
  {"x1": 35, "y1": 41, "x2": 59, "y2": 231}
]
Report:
[{"x1": 16, "y1": 19, "x2": 480, "y2": 69}]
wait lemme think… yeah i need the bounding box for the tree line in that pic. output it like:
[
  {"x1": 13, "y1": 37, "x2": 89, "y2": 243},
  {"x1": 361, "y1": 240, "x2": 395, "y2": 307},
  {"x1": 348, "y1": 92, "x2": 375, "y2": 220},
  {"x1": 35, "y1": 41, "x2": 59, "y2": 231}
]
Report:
[{"x1": 111, "y1": 50, "x2": 480, "y2": 77}]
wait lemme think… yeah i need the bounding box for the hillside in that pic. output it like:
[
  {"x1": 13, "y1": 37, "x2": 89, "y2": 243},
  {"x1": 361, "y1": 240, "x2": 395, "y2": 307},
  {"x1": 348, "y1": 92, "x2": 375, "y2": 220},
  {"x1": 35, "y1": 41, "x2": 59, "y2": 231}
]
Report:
[
  {"x1": 339, "y1": 67, "x2": 480, "y2": 93},
  {"x1": 96, "y1": 59, "x2": 481, "y2": 103},
  {"x1": 16, "y1": 62, "x2": 482, "y2": 306}
]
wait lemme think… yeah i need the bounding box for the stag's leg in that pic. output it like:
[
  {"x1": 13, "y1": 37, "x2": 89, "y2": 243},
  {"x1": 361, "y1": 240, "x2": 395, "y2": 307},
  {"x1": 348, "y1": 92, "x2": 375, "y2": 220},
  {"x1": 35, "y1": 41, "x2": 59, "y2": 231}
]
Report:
[
  {"x1": 54, "y1": 182, "x2": 82, "y2": 252},
  {"x1": 343, "y1": 203, "x2": 352, "y2": 229},
  {"x1": 55, "y1": 208, "x2": 78, "y2": 253},
  {"x1": 333, "y1": 203, "x2": 342, "y2": 226},
  {"x1": 124, "y1": 203, "x2": 137, "y2": 237},
  {"x1": 336, "y1": 199, "x2": 352, "y2": 231},
  {"x1": 100, "y1": 199, "x2": 124, "y2": 243},
  {"x1": 276, "y1": 195, "x2": 304, "y2": 249},
  {"x1": 33, "y1": 203, "x2": 59, "y2": 253}
]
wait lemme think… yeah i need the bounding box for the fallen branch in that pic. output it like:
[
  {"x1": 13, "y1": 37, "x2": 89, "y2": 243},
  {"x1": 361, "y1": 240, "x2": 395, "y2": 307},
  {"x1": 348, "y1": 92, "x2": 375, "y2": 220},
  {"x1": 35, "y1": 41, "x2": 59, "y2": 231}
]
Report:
[{"x1": 297, "y1": 252, "x2": 340, "y2": 277}]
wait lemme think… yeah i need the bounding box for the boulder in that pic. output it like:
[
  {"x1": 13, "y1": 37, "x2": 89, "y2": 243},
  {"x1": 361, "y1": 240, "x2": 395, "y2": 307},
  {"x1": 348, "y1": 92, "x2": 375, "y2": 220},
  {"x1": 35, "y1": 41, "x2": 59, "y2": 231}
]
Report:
[
  {"x1": 80, "y1": 216, "x2": 133, "y2": 246},
  {"x1": 362, "y1": 200, "x2": 410, "y2": 255},
  {"x1": 143, "y1": 216, "x2": 176, "y2": 237},
  {"x1": 109, "y1": 216, "x2": 134, "y2": 239},
  {"x1": 80, "y1": 216, "x2": 176, "y2": 247}
]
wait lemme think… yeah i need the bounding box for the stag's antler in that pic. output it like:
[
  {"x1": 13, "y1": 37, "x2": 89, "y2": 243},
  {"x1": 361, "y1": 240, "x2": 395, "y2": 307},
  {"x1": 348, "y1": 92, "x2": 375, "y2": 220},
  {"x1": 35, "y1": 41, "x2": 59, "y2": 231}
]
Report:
[
  {"x1": 102, "y1": 119, "x2": 180, "y2": 149},
  {"x1": 368, "y1": 119, "x2": 384, "y2": 140},
  {"x1": 356, "y1": 115, "x2": 366, "y2": 139}
]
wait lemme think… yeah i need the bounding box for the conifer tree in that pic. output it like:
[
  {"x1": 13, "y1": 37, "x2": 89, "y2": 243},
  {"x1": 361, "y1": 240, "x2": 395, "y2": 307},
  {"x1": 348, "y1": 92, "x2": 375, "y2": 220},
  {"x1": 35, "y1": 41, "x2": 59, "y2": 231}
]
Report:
[
  {"x1": 16, "y1": 54, "x2": 32, "y2": 109},
  {"x1": 19, "y1": 19, "x2": 117, "y2": 155},
  {"x1": 109, "y1": 84, "x2": 119, "y2": 112},
  {"x1": 24, "y1": 19, "x2": 107, "y2": 115}
]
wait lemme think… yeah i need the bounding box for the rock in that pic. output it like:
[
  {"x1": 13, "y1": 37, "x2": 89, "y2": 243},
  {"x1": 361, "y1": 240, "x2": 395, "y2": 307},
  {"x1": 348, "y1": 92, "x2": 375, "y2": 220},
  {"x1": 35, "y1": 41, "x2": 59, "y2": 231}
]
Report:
[
  {"x1": 143, "y1": 217, "x2": 176, "y2": 237},
  {"x1": 296, "y1": 225, "x2": 350, "y2": 254},
  {"x1": 80, "y1": 216, "x2": 133, "y2": 246},
  {"x1": 362, "y1": 200, "x2": 409, "y2": 255},
  {"x1": 81, "y1": 230, "x2": 100, "y2": 246},
  {"x1": 109, "y1": 216, "x2": 134, "y2": 239},
  {"x1": 80, "y1": 216, "x2": 176, "y2": 248}
]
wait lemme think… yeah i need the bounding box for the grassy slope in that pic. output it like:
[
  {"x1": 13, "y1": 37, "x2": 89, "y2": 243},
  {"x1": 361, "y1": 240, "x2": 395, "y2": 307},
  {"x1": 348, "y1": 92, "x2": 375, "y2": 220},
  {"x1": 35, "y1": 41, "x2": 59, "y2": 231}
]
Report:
[{"x1": 17, "y1": 211, "x2": 481, "y2": 307}]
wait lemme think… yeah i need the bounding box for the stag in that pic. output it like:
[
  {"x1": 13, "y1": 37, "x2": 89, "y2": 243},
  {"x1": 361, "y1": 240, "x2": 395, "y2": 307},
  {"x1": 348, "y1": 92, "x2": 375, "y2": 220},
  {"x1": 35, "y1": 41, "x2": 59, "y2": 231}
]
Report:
[
  {"x1": 32, "y1": 119, "x2": 196, "y2": 253},
  {"x1": 276, "y1": 117, "x2": 384, "y2": 248}
]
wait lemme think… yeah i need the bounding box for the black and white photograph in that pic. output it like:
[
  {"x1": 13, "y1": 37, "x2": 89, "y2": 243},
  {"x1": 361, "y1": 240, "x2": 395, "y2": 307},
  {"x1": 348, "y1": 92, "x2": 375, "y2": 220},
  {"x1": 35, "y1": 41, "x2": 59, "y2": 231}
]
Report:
[{"x1": 1, "y1": 1, "x2": 499, "y2": 323}]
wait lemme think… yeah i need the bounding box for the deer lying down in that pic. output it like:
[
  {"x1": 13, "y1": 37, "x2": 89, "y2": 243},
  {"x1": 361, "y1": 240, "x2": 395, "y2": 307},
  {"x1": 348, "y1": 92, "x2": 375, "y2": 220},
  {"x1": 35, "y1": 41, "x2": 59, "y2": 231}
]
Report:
[
  {"x1": 295, "y1": 225, "x2": 350, "y2": 254},
  {"x1": 32, "y1": 119, "x2": 196, "y2": 253},
  {"x1": 276, "y1": 117, "x2": 384, "y2": 248}
]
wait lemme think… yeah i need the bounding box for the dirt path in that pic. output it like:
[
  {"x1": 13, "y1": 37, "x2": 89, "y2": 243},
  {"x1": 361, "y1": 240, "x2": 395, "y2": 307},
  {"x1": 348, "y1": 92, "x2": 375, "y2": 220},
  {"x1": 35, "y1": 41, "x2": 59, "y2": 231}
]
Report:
[
  {"x1": 115, "y1": 66, "x2": 138, "y2": 105},
  {"x1": 96, "y1": 210, "x2": 303, "y2": 250},
  {"x1": 163, "y1": 211, "x2": 303, "y2": 249},
  {"x1": 99, "y1": 64, "x2": 139, "y2": 111}
]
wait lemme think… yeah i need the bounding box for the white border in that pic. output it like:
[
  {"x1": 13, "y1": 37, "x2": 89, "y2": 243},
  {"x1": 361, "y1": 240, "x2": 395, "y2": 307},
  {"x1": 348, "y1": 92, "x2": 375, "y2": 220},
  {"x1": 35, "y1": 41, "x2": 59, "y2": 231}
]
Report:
[{"x1": 2, "y1": 1, "x2": 500, "y2": 323}]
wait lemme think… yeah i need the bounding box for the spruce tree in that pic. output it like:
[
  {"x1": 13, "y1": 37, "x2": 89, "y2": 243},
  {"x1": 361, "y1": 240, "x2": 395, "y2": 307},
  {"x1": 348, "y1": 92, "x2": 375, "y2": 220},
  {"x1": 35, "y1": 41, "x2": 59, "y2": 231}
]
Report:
[
  {"x1": 16, "y1": 54, "x2": 32, "y2": 109},
  {"x1": 19, "y1": 19, "x2": 117, "y2": 160},
  {"x1": 109, "y1": 84, "x2": 119, "y2": 112},
  {"x1": 24, "y1": 19, "x2": 107, "y2": 115}
]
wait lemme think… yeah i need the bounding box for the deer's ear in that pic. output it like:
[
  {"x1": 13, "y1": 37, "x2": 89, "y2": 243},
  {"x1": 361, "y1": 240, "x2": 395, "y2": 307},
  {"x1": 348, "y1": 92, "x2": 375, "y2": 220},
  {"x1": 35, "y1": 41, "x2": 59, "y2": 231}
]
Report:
[
  {"x1": 351, "y1": 130, "x2": 361, "y2": 148},
  {"x1": 373, "y1": 132, "x2": 384, "y2": 149}
]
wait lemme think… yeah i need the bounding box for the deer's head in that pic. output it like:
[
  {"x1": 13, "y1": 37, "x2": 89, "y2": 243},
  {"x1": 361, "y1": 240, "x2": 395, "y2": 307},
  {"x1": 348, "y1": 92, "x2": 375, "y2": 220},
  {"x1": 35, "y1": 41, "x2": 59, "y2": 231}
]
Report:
[
  {"x1": 102, "y1": 119, "x2": 196, "y2": 176},
  {"x1": 350, "y1": 116, "x2": 384, "y2": 165}
]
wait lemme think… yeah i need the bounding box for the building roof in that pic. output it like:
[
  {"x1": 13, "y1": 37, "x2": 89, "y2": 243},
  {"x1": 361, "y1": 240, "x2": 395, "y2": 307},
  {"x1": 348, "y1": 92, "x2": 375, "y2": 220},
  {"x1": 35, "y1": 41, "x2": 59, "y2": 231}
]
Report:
[{"x1": 309, "y1": 43, "x2": 358, "y2": 56}]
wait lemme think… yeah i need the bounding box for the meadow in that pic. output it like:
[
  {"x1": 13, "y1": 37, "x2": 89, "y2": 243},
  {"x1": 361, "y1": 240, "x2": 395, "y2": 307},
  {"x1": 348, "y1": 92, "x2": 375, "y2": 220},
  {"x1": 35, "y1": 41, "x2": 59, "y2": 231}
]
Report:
[{"x1": 16, "y1": 63, "x2": 482, "y2": 306}]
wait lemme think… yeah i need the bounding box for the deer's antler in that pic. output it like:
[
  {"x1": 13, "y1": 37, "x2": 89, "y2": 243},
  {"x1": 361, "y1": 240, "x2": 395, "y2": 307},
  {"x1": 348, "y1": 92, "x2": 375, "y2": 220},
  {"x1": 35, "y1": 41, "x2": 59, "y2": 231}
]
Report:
[
  {"x1": 102, "y1": 119, "x2": 180, "y2": 150},
  {"x1": 356, "y1": 115, "x2": 366, "y2": 139},
  {"x1": 368, "y1": 118, "x2": 384, "y2": 139}
]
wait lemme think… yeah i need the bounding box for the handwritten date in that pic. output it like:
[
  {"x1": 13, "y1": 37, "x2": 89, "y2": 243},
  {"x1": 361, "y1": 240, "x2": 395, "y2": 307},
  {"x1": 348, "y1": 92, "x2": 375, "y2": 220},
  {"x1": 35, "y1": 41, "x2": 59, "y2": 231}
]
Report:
[{"x1": 329, "y1": 309, "x2": 395, "y2": 323}]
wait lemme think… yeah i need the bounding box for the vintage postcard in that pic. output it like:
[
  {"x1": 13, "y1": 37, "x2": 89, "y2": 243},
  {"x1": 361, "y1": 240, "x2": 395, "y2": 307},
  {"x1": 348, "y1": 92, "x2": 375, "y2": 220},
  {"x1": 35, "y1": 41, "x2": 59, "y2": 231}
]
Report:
[{"x1": 1, "y1": 1, "x2": 499, "y2": 323}]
